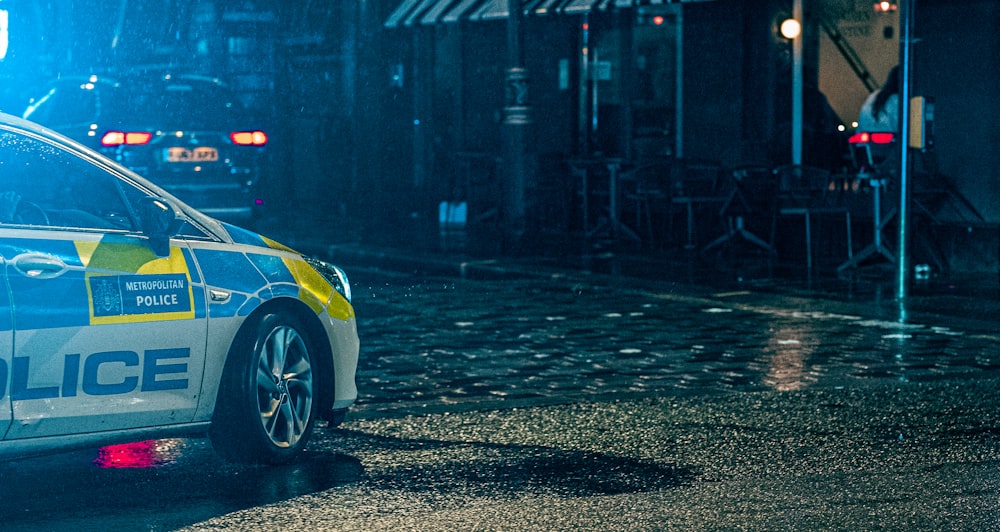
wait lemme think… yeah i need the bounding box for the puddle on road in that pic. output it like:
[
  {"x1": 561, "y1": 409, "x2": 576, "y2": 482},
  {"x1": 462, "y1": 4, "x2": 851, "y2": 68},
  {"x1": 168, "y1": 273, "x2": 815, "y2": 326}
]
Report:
[{"x1": 0, "y1": 438, "x2": 363, "y2": 531}]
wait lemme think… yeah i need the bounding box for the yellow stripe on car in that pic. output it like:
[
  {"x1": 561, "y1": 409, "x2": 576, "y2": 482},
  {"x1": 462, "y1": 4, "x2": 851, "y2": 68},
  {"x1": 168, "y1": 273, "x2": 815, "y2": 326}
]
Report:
[{"x1": 75, "y1": 241, "x2": 196, "y2": 325}]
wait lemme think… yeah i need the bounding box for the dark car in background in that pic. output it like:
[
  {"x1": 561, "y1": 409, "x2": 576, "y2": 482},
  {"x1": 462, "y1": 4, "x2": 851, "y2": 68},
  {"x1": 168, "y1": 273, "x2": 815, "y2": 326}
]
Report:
[{"x1": 22, "y1": 73, "x2": 269, "y2": 224}]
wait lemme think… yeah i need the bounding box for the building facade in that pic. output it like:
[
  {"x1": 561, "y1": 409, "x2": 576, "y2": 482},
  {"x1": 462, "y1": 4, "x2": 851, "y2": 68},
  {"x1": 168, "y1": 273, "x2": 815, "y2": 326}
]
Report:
[{"x1": 0, "y1": 0, "x2": 996, "y2": 270}]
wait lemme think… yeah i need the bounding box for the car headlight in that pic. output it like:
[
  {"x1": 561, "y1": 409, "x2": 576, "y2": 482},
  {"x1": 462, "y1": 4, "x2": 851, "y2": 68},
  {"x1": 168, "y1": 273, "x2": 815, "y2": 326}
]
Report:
[{"x1": 305, "y1": 257, "x2": 352, "y2": 303}]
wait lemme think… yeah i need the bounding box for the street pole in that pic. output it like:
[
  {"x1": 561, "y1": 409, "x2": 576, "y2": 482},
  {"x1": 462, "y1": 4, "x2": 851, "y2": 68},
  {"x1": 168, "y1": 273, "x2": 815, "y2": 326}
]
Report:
[
  {"x1": 897, "y1": 0, "x2": 914, "y2": 300},
  {"x1": 791, "y1": 0, "x2": 803, "y2": 165},
  {"x1": 502, "y1": 0, "x2": 531, "y2": 253}
]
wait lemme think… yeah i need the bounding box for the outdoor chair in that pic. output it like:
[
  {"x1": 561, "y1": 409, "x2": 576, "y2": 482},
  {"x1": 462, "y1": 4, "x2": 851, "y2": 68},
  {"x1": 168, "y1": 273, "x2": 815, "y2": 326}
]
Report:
[
  {"x1": 771, "y1": 163, "x2": 853, "y2": 271},
  {"x1": 703, "y1": 164, "x2": 778, "y2": 255},
  {"x1": 620, "y1": 157, "x2": 673, "y2": 245},
  {"x1": 669, "y1": 158, "x2": 727, "y2": 249}
]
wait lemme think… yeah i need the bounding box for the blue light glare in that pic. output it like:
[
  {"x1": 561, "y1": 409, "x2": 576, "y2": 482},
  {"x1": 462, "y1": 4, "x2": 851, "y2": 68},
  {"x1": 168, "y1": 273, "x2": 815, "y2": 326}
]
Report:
[{"x1": 0, "y1": 10, "x2": 8, "y2": 61}]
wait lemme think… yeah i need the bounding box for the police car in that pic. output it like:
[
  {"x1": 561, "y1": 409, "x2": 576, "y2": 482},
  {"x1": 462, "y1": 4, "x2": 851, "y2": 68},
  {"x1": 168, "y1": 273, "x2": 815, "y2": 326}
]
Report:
[{"x1": 0, "y1": 112, "x2": 358, "y2": 464}]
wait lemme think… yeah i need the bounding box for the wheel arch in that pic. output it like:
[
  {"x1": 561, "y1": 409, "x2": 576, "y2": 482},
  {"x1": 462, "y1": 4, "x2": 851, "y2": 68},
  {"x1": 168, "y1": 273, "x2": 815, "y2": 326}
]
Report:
[{"x1": 221, "y1": 297, "x2": 336, "y2": 416}]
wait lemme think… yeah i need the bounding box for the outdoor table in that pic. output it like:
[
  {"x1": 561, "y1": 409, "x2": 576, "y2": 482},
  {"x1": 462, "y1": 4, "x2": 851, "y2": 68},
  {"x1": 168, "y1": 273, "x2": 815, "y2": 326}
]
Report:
[{"x1": 567, "y1": 155, "x2": 639, "y2": 242}]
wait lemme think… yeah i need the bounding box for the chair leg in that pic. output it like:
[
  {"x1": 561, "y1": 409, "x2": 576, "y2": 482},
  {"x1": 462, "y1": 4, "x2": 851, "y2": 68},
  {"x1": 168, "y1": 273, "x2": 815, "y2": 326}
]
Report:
[
  {"x1": 630, "y1": 192, "x2": 640, "y2": 239},
  {"x1": 805, "y1": 213, "x2": 813, "y2": 271},
  {"x1": 644, "y1": 198, "x2": 654, "y2": 243},
  {"x1": 845, "y1": 211, "x2": 853, "y2": 260},
  {"x1": 686, "y1": 202, "x2": 695, "y2": 249}
]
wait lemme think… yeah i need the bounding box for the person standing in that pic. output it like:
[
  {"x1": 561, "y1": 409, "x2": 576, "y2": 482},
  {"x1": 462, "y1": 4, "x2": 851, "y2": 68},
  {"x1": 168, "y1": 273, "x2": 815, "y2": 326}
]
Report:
[{"x1": 858, "y1": 66, "x2": 900, "y2": 133}]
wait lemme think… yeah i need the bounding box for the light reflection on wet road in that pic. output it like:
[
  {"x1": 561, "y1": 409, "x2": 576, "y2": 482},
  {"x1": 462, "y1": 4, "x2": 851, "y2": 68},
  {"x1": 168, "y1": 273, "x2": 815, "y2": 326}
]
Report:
[
  {"x1": 2, "y1": 269, "x2": 998, "y2": 530},
  {"x1": 353, "y1": 271, "x2": 999, "y2": 414},
  {"x1": 0, "y1": 437, "x2": 363, "y2": 531}
]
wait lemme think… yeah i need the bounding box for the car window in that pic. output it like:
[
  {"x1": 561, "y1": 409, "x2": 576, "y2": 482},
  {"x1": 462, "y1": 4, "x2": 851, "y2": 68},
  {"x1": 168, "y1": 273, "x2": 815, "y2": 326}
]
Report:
[
  {"x1": 23, "y1": 85, "x2": 98, "y2": 127},
  {"x1": 0, "y1": 129, "x2": 135, "y2": 231},
  {"x1": 114, "y1": 175, "x2": 213, "y2": 240}
]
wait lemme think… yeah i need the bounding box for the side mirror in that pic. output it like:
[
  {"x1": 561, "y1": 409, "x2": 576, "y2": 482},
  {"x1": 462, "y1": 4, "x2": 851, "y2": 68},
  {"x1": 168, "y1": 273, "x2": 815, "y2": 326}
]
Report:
[{"x1": 138, "y1": 197, "x2": 182, "y2": 257}]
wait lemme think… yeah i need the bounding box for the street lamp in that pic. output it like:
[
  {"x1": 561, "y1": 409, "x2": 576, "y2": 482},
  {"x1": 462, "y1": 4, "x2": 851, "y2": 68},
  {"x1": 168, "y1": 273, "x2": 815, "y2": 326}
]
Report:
[
  {"x1": 502, "y1": 0, "x2": 530, "y2": 252},
  {"x1": 772, "y1": 11, "x2": 804, "y2": 166},
  {"x1": 778, "y1": 2, "x2": 804, "y2": 166}
]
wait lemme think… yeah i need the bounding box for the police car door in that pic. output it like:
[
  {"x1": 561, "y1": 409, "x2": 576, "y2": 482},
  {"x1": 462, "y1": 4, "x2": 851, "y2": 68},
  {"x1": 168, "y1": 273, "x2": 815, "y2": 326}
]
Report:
[{"x1": 0, "y1": 128, "x2": 208, "y2": 439}]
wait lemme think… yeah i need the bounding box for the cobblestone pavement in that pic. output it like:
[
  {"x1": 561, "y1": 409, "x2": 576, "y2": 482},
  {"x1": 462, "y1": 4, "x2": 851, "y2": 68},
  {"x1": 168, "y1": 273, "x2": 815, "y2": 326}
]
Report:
[
  {"x1": 3, "y1": 260, "x2": 999, "y2": 531},
  {"x1": 348, "y1": 267, "x2": 1000, "y2": 418}
]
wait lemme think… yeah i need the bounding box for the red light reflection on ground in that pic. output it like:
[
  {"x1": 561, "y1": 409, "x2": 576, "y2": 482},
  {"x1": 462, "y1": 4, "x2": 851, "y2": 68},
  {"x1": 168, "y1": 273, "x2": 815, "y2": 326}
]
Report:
[{"x1": 94, "y1": 440, "x2": 174, "y2": 469}]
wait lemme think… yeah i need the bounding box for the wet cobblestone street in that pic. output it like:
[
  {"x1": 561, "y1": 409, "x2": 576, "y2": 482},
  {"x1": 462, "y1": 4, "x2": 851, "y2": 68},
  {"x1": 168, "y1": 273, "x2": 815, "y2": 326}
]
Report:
[
  {"x1": 350, "y1": 267, "x2": 1000, "y2": 417},
  {"x1": 4, "y1": 262, "x2": 1000, "y2": 531}
]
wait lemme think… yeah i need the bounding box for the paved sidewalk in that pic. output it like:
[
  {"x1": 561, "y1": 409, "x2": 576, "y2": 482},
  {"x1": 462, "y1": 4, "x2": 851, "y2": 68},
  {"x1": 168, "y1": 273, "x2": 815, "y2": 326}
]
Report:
[{"x1": 258, "y1": 216, "x2": 1000, "y2": 330}]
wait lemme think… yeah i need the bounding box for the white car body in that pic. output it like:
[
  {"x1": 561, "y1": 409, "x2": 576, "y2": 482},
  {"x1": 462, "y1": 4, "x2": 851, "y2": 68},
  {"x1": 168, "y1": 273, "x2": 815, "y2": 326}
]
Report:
[{"x1": 0, "y1": 112, "x2": 358, "y2": 463}]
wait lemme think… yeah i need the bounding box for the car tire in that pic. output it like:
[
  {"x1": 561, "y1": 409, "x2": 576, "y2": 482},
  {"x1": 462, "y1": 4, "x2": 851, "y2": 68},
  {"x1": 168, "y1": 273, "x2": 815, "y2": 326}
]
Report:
[{"x1": 210, "y1": 312, "x2": 318, "y2": 464}]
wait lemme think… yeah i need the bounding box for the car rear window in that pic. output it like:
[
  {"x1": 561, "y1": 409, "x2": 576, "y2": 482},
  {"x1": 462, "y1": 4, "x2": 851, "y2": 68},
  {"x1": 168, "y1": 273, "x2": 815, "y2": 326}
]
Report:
[{"x1": 109, "y1": 81, "x2": 244, "y2": 129}]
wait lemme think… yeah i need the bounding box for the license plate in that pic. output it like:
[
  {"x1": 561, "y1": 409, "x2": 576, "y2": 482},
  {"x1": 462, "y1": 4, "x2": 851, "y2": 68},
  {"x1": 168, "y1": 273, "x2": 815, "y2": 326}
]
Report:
[{"x1": 167, "y1": 147, "x2": 219, "y2": 163}]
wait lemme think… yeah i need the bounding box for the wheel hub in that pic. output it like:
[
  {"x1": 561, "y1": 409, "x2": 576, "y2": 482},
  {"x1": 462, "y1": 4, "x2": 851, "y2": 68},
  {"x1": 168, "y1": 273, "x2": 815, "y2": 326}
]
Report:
[{"x1": 275, "y1": 377, "x2": 289, "y2": 400}]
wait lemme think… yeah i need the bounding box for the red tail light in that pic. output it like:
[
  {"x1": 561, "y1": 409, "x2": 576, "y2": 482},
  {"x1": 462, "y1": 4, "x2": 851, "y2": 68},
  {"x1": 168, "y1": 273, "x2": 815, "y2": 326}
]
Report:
[
  {"x1": 849, "y1": 132, "x2": 895, "y2": 145},
  {"x1": 230, "y1": 130, "x2": 268, "y2": 146},
  {"x1": 871, "y1": 132, "x2": 895, "y2": 144},
  {"x1": 101, "y1": 131, "x2": 153, "y2": 146}
]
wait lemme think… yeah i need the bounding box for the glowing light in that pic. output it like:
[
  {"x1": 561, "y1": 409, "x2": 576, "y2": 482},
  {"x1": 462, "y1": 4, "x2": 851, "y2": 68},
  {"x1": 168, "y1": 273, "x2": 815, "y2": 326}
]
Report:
[
  {"x1": 0, "y1": 10, "x2": 8, "y2": 61},
  {"x1": 874, "y1": 1, "x2": 897, "y2": 12},
  {"x1": 849, "y1": 132, "x2": 896, "y2": 144},
  {"x1": 101, "y1": 131, "x2": 153, "y2": 146},
  {"x1": 230, "y1": 130, "x2": 268, "y2": 146},
  {"x1": 779, "y1": 18, "x2": 801, "y2": 40}
]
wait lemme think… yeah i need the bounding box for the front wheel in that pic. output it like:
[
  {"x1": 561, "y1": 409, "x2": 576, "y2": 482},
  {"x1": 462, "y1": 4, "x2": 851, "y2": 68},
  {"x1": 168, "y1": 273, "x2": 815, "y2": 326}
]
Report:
[{"x1": 210, "y1": 313, "x2": 318, "y2": 464}]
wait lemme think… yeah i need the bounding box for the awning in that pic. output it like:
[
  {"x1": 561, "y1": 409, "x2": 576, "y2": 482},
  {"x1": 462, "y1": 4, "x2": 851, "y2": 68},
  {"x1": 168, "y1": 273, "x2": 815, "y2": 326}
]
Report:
[{"x1": 384, "y1": 0, "x2": 707, "y2": 28}]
